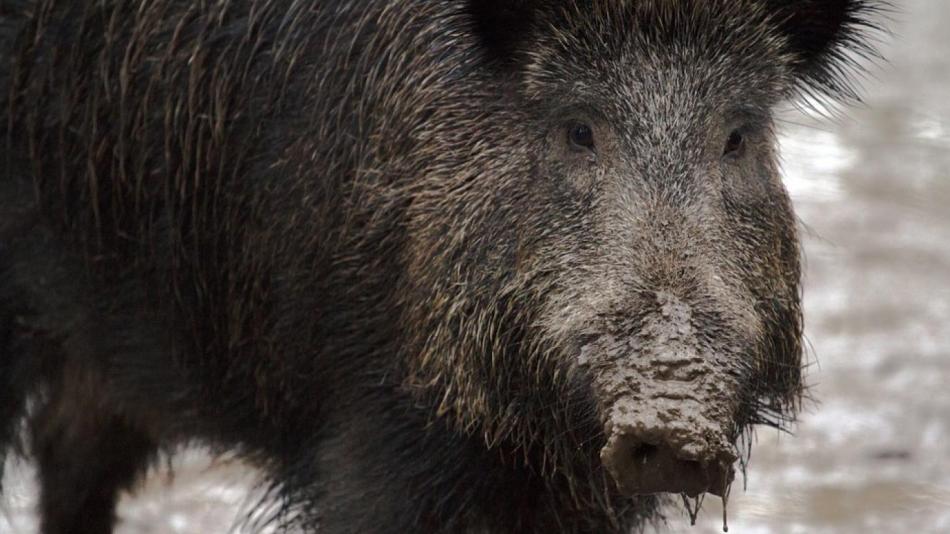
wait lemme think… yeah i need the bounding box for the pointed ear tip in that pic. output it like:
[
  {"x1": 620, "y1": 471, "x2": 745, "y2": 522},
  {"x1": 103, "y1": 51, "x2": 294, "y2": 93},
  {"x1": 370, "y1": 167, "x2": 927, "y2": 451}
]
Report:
[
  {"x1": 773, "y1": 0, "x2": 888, "y2": 59},
  {"x1": 777, "y1": 0, "x2": 890, "y2": 102}
]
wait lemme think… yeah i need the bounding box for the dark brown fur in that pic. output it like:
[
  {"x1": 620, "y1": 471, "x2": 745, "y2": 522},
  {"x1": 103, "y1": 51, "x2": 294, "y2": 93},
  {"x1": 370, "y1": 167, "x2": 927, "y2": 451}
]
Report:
[{"x1": 0, "y1": 1, "x2": 884, "y2": 533}]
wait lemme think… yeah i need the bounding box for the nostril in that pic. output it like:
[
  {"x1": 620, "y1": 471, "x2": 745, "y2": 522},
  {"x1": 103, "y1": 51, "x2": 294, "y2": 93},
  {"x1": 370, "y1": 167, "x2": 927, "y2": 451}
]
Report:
[
  {"x1": 631, "y1": 443, "x2": 658, "y2": 465},
  {"x1": 680, "y1": 459, "x2": 705, "y2": 479}
]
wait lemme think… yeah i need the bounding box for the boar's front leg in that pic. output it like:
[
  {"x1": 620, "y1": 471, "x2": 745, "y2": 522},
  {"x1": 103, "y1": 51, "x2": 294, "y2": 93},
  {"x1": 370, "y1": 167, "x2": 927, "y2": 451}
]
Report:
[
  {"x1": 1, "y1": 178, "x2": 160, "y2": 534},
  {"x1": 31, "y1": 382, "x2": 155, "y2": 534}
]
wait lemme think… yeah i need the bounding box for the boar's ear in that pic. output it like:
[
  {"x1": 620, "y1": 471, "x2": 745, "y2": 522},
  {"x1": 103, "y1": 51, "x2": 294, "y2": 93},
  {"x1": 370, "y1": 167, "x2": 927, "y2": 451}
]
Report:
[
  {"x1": 766, "y1": 0, "x2": 886, "y2": 99},
  {"x1": 467, "y1": 0, "x2": 542, "y2": 63}
]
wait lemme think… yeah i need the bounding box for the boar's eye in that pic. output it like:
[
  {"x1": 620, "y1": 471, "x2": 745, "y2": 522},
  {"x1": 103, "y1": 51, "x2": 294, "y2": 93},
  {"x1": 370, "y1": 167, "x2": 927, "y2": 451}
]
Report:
[
  {"x1": 722, "y1": 129, "x2": 745, "y2": 159},
  {"x1": 567, "y1": 122, "x2": 595, "y2": 151}
]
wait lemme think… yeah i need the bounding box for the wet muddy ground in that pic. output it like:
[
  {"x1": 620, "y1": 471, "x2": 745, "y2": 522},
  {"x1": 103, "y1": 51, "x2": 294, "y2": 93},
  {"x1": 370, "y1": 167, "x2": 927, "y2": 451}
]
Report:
[{"x1": 2, "y1": 1, "x2": 949, "y2": 532}]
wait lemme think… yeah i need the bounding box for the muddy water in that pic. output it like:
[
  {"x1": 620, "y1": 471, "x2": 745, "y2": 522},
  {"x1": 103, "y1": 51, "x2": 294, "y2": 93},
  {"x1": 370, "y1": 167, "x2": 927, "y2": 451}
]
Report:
[{"x1": 2, "y1": 2, "x2": 949, "y2": 533}]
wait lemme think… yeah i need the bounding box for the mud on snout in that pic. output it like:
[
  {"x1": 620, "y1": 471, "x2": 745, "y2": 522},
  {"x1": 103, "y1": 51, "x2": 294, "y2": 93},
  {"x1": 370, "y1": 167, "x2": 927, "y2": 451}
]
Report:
[{"x1": 575, "y1": 291, "x2": 754, "y2": 499}]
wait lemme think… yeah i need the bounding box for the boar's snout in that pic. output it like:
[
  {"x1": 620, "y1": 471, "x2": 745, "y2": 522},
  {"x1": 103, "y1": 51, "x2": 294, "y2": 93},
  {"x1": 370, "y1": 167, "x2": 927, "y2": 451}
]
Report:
[
  {"x1": 600, "y1": 410, "x2": 737, "y2": 497},
  {"x1": 578, "y1": 292, "x2": 747, "y2": 498}
]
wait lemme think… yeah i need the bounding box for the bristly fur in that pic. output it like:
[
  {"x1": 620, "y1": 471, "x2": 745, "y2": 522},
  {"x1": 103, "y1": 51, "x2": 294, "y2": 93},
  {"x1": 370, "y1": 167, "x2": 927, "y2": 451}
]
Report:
[{"x1": 1, "y1": 1, "x2": 884, "y2": 533}]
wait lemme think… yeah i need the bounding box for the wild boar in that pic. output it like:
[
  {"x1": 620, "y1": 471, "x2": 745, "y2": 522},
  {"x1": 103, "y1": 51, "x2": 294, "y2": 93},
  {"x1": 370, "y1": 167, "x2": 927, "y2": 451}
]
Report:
[{"x1": 0, "y1": 1, "x2": 883, "y2": 532}]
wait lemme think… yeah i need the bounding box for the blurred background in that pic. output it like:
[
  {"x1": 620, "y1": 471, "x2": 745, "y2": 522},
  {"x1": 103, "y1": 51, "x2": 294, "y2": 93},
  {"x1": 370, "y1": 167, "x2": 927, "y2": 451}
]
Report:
[{"x1": 2, "y1": 1, "x2": 949, "y2": 532}]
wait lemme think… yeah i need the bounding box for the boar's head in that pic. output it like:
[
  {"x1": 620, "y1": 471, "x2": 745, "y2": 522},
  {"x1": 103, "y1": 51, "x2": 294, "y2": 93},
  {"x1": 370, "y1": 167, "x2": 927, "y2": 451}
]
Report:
[{"x1": 398, "y1": 0, "x2": 882, "y2": 518}]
